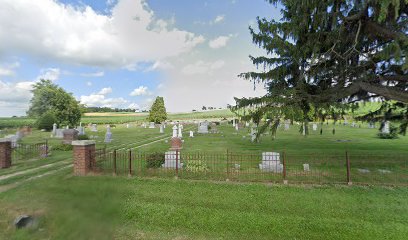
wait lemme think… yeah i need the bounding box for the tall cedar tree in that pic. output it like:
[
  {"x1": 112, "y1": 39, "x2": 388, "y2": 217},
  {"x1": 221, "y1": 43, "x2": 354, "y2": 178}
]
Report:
[
  {"x1": 27, "y1": 79, "x2": 82, "y2": 127},
  {"x1": 233, "y1": 0, "x2": 408, "y2": 137},
  {"x1": 148, "y1": 97, "x2": 167, "y2": 123}
]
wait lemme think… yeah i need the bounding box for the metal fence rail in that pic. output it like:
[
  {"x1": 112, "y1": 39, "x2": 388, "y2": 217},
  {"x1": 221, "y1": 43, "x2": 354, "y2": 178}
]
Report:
[
  {"x1": 11, "y1": 141, "x2": 48, "y2": 161},
  {"x1": 94, "y1": 149, "x2": 408, "y2": 186}
]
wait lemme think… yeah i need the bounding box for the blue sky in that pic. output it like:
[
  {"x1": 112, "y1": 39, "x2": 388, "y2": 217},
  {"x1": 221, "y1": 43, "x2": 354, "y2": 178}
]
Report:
[{"x1": 0, "y1": 0, "x2": 280, "y2": 117}]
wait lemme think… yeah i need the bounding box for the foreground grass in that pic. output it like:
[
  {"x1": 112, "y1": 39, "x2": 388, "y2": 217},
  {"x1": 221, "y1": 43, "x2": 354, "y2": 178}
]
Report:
[{"x1": 0, "y1": 171, "x2": 407, "y2": 239}]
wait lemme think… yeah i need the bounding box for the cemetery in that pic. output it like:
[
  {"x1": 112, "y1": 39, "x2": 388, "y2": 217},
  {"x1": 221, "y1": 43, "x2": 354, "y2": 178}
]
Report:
[{"x1": 0, "y1": 0, "x2": 407, "y2": 239}]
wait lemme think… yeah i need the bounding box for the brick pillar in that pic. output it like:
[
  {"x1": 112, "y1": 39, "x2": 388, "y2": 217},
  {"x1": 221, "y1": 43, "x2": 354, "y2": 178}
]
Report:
[
  {"x1": 0, "y1": 139, "x2": 12, "y2": 169},
  {"x1": 72, "y1": 140, "x2": 96, "y2": 176}
]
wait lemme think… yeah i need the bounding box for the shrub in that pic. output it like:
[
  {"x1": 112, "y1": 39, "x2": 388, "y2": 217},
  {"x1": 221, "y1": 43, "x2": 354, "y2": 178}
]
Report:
[
  {"x1": 78, "y1": 134, "x2": 90, "y2": 140},
  {"x1": 146, "y1": 153, "x2": 165, "y2": 168},
  {"x1": 185, "y1": 160, "x2": 209, "y2": 173},
  {"x1": 52, "y1": 144, "x2": 73, "y2": 151},
  {"x1": 36, "y1": 112, "x2": 57, "y2": 131}
]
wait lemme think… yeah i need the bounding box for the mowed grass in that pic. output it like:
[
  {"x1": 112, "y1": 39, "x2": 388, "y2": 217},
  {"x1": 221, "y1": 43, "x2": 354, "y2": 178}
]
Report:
[{"x1": 1, "y1": 172, "x2": 408, "y2": 240}]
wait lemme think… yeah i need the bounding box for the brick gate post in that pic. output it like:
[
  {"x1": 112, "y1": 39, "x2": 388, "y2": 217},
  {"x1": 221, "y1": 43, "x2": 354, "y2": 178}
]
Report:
[
  {"x1": 0, "y1": 139, "x2": 12, "y2": 169},
  {"x1": 72, "y1": 140, "x2": 96, "y2": 176}
]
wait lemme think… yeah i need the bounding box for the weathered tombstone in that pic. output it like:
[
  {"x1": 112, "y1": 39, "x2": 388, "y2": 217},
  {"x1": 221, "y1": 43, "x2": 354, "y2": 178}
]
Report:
[
  {"x1": 259, "y1": 152, "x2": 283, "y2": 172},
  {"x1": 172, "y1": 125, "x2": 178, "y2": 138},
  {"x1": 52, "y1": 123, "x2": 57, "y2": 137},
  {"x1": 160, "y1": 124, "x2": 164, "y2": 133},
  {"x1": 232, "y1": 119, "x2": 236, "y2": 127},
  {"x1": 104, "y1": 132, "x2": 112, "y2": 143},
  {"x1": 162, "y1": 151, "x2": 183, "y2": 168},
  {"x1": 312, "y1": 124, "x2": 317, "y2": 131},
  {"x1": 235, "y1": 124, "x2": 239, "y2": 131},
  {"x1": 15, "y1": 131, "x2": 23, "y2": 141},
  {"x1": 284, "y1": 123, "x2": 290, "y2": 131},
  {"x1": 126, "y1": 123, "x2": 130, "y2": 129},
  {"x1": 91, "y1": 124, "x2": 98, "y2": 132},
  {"x1": 62, "y1": 129, "x2": 79, "y2": 144},
  {"x1": 149, "y1": 122, "x2": 155, "y2": 128},
  {"x1": 55, "y1": 129, "x2": 64, "y2": 138},
  {"x1": 178, "y1": 124, "x2": 183, "y2": 138},
  {"x1": 198, "y1": 121, "x2": 209, "y2": 134},
  {"x1": 302, "y1": 123, "x2": 306, "y2": 136},
  {"x1": 303, "y1": 163, "x2": 310, "y2": 172},
  {"x1": 382, "y1": 121, "x2": 390, "y2": 134},
  {"x1": 189, "y1": 131, "x2": 194, "y2": 138}
]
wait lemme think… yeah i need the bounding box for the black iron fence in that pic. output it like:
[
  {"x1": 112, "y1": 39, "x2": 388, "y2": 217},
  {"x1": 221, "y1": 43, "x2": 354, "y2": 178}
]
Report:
[
  {"x1": 11, "y1": 141, "x2": 48, "y2": 161},
  {"x1": 93, "y1": 148, "x2": 408, "y2": 186}
]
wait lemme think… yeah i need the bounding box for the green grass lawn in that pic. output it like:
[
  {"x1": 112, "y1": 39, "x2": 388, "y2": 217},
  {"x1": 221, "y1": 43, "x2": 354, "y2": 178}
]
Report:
[{"x1": 0, "y1": 172, "x2": 407, "y2": 239}]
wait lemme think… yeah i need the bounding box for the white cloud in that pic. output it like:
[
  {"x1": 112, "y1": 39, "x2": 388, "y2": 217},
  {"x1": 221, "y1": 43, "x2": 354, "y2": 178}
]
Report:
[
  {"x1": 145, "y1": 61, "x2": 174, "y2": 72},
  {"x1": 181, "y1": 60, "x2": 225, "y2": 75},
  {"x1": 80, "y1": 94, "x2": 128, "y2": 108},
  {"x1": 86, "y1": 81, "x2": 92, "y2": 86},
  {"x1": 80, "y1": 71, "x2": 104, "y2": 77},
  {"x1": 128, "y1": 103, "x2": 140, "y2": 109},
  {"x1": 0, "y1": 80, "x2": 34, "y2": 116},
  {"x1": 36, "y1": 68, "x2": 60, "y2": 81},
  {"x1": 209, "y1": 35, "x2": 231, "y2": 49},
  {"x1": 212, "y1": 15, "x2": 225, "y2": 24},
  {"x1": 130, "y1": 86, "x2": 150, "y2": 96},
  {"x1": 98, "y1": 87, "x2": 112, "y2": 95},
  {"x1": 0, "y1": 0, "x2": 205, "y2": 67},
  {"x1": 0, "y1": 62, "x2": 20, "y2": 76}
]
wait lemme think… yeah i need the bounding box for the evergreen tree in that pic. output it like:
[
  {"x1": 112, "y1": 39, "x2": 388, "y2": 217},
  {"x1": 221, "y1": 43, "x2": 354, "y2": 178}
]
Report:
[
  {"x1": 233, "y1": 0, "x2": 408, "y2": 137},
  {"x1": 148, "y1": 97, "x2": 167, "y2": 123},
  {"x1": 27, "y1": 79, "x2": 81, "y2": 127}
]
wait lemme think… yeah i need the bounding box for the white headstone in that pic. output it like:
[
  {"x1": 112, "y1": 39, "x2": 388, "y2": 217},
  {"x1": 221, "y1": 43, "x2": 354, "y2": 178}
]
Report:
[
  {"x1": 55, "y1": 129, "x2": 64, "y2": 138},
  {"x1": 189, "y1": 131, "x2": 194, "y2": 138},
  {"x1": 303, "y1": 163, "x2": 310, "y2": 172},
  {"x1": 160, "y1": 124, "x2": 164, "y2": 133},
  {"x1": 162, "y1": 151, "x2": 183, "y2": 168},
  {"x1": 312, "y1": 123, "x2": 317, "y2": 131},
  {"x1": 91, "y1": 124, "x2": 98, "y2": 132},
  {"x1": 149, "y1": 122, "x2": 155, "y2": 128},
  {"x1": 382, "y1": 121, "x2": 390, "y2": 134},
  {"x1": 126, "y1": 123, "x2": 130, "y2": 128},
  {"x1": 245, "y1": 122, "x2": 249, "y2": 127},
  {"x1": 302, "y1": 123, "x2": 306, "y2": 136},
  {"x1": 232, "y1": 119, "x2": 236, "y2": 127},
  {"x1": 52, "y1": 123, "x2": 57, "y2": 136},
  {"x1": 198, "y1": 121, "x2": 209, "y2": 134},
  {"x1": 172, "y1": 125, "x2": 178, "y2": 138},
  {"x1": 178, "y1": 124, "x2": 183, "y2": 138},
  {"x1": 284, "y1": 123, "x2": 290, "y2": 131},
  {"x1": 104, "y1": 132, "x2": 112, "y2": 143},
  {"x1": 235, "y1": 124, "x2": 239, "y2": 131},
  {"x1": 259, "y1": 152, "x2": 283, "y2": 173},
  {"x1": 250, "y1": 127, "x2": 257, "y2": 142},
  {"x1": 78, "y1": 126, "x2": 85, "y2": 135}
]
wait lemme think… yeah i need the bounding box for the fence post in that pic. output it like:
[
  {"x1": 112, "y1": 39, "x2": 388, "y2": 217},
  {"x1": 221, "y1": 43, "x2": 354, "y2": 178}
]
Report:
[
  {"x1": 45, "y1": 139, "x2": 48, "y2": 157},
  {"x1": 175, "y1": 149, "x2": 179, "y2": 179},
  {"x1": 128, "y1": 149, "x2": 132, "y2": 177},
  {"x1": 113, "y1": 149, "x2": 117, "y2": 176},
  {"x1": 346, "y1": 151, "x2": 352, "y2": 185},
  {"x1": 283, "y1": 150, "x2": 288, "y2": 184},
  {"x1": 226, "y1": 149, "x2": 230, "y2": 181}
]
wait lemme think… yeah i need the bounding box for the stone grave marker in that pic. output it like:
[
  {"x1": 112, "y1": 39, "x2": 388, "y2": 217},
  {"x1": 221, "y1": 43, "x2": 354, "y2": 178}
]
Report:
[
  {"x1": 312, "y1": 124, "x2": 317, "y2": 131},
  {"x1": 189, "y1": 131, "x2": 194, "y2": 137},
  {"x1": 62, "y1": 129, "x2": 79, "y2": 144},
  {"x1": 91, "y1": 124, "x2": 98, "y2": 132},
  {"x1": 382, "y1": 121, "x2": 390, "y2": 134},
  {"x1": 303, "y1": 163, "x2": 310, "y2": 172},
  {"x1": 52, "y1": 123, "x2": 57, "y2": 137},
  {"x1": 160, "y1": 124, "x2": 164, "y2": 133},
  {"x1": 162, "y1": 151, "x2": 183, "y2": 168},
  {"x1": 284, "y1": 123, "x2": 290, "y2": 131},
  {"x1": 198, "y1": 121, "x2": 209, "y2": 134},
  {"x1": 149, "y1": 122, "x2": 155, "y2": 128},
  {"x1": 259, "y1": 152, "x2": 283, "y2": 173}
]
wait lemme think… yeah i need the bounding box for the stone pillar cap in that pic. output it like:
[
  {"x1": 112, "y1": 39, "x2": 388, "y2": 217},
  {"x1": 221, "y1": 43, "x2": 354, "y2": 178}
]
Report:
[
  {"x1": 72, "y1": 140, "x2": 96, "y2": 146},
  {"x1": 0, "y1": 138, "x2": 12, "y2": 143}
]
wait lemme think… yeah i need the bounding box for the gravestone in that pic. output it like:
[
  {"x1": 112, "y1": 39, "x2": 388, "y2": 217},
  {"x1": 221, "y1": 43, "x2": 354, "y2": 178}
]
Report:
[
  {"x1": 160, "y1": 124, "x2": 164, "y2": 133},
  {"x1": 232, "y1": 119, "x2": 236, "y2": 127},
  {"x1": 259, "y1": 152, "x2": 283, "y2": 173},
  {"x1": 52, "y1": 123, "x2": 57, "y2": 137},
  {"x1": 189, "y1": 131, "x2": 194, "y2": 137},
  {"x1": 91, "y1": 124, "x2": 98, "y2": 132},
  {"x1": 62, "y1": 129, "x2": 79, "y2": 144},
  {"x1": 162, "y1": 151, "x2": 183, "y2": 168},
  {"x1": 104, "y1": 125, "x2": 112, "y2": 143},
  {"x1": 312, "y1": 124, "x2": 317, "y2": 131},
  {"x1": 303, "y1": 163, "x2": 310, "y2": 172},
  {"x1": 15, "y1": 131, "x2": 23, "y2": 141},
  {"x1": 284, "y1": 123, "x2": 290, "y2": 131},
  {"x1": 77, "y1": 122, "x2": 85, "y2": 136},
  {"x1": 235, "y1": 124, "x2": 239, "y2": 131},
  {"x1": 172, "y1": 125, "x2": 178, "y2": 138},
  {"x1": 382, "y1": 121, "x2": 390, "y2": 134},
  {"x1": 198, "y1": 121, "x2": 209, "y2": 134},
  {"x1": 55, "y1": 129, "x2": 64, "y2": 138},
  {"x1": 351, "y1": 122, "x2": 356, "y2": 127},
  {"x1": 126, "y1": 123, "x2": 130, "y2": 129},
  {"x1": 149, "y1": 122, "x2": 155, "y2": 128},
  {"x1": 302, "y1": 123, "x2": 306, "y2": 136},
  {"x1": 178, "y1": 124, "x2": 183, "y2": 138},
  {"x1": 245, "y1": 122, "x2": 250, "y2": 127}
]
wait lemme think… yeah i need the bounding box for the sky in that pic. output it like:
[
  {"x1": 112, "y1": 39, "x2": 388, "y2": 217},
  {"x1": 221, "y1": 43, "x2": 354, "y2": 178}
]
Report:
[{"x1": 0, "y1": 0, "x2": 281, "y2": 117}]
